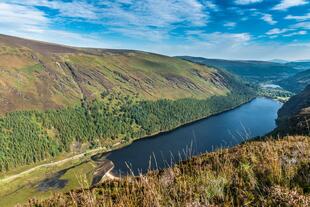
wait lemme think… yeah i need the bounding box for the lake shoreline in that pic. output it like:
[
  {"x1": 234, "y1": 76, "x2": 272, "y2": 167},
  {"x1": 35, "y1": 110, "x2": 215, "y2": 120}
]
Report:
[
  {"x1": 1, "y1": 96, "x2": 256, "y2": 183},
  {"x1": 93, "y1": 96, "x2": 281, "y2": 180},
  {"x1": 135, "y1": 97, "x2": 257, "y2": 142},
  {"x1": 92, "y1": 96, "x2": 257, "y2": 181},
  {"x1": 96, "y1": 97, "x2": 257, "y2": 157}
]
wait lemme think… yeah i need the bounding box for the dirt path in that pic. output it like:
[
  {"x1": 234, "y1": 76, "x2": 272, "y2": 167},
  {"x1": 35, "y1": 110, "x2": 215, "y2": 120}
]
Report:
[{"x1": 0, "y1": 148, "x2": 105, "y2": 184}]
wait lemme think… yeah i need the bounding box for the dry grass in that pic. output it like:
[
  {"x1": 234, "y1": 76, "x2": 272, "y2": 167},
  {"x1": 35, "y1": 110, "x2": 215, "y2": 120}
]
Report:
[{"x1": 24, "y1": 135, "x2": 310, "y2": 207}]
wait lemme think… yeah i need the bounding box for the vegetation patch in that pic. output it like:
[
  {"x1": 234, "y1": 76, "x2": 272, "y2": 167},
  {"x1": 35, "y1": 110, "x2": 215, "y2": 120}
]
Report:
[
  {"x1": 26, "y1": 136, "x2": 310, "y2": 207},
  {"x1": 0, "y1": 90, "x2": 254, "y2": 172}
]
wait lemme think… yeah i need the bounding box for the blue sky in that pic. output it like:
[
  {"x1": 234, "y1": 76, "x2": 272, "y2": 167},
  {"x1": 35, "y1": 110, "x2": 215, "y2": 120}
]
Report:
[{"x1": 1, "y1": 0, "x2": 310, "y2": 60}]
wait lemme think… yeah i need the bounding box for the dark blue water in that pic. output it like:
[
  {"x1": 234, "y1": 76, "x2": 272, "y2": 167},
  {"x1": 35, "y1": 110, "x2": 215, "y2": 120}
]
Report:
[{"x1": 106, "y1": 98, "x2": 282, "y2": 175}]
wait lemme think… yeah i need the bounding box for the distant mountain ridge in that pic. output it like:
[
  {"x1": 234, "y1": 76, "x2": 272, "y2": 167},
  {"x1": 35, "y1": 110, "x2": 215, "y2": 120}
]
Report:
[
  {"x1": 269, "y1": 59, "x2": 288, "y2": 64},
  {"x1": 178, "y1": 56, "x2": 298, "y2": 82},
  {"x1": 277, "y1": 69, "x2": 310, "y2": 93}
]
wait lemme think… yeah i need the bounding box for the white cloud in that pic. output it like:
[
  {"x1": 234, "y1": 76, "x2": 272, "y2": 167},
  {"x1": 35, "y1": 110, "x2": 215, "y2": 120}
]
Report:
[
  {"x1": 283, "y1": 30, "x2": 307, "y2": 36},
  {"x1": 110, "y1": 27, "x2": 168, "y2": 41},
  {"x1": 4, "y1": 0, "x2": 209, "y2": 30},
  {"x1": 0, "y1": 0, "x2": 309, "y2": 61},
  {"x1": 291, "y1": 21, "x2": 310, "y2": 29},
  {"x1": 224, "y1": 22, "x2": 237, "y2": 28},
  {"x1": 97, "y1": 0, "x2": 210, "y2": 40},
  {"x1": 265, "y1": 27, "x2": 308, "y2": 38},
  {"x1": 285, "y1": 13, "x2": 310, "y2": 21},
  {"x1": 266, "y1": 28, "x2": 291, "y2": 35},
  {"x1": 235, "y1": 0, "x2": 263, "y2": 5},
  {"x1": 2, "y1": 0, "x2": 210, "y2": 41},
  {"x1": 0, "y1": 2, "x2": 49, "y2": 34},
  {"x1": 273, "y1": 0, "x2": 308, "y2": 10},
  {"x1": 0, "y1": 2, "x2": 112, "y2": 48},
  {"x1": 261, "y1": 14, "x2": 277, "y2": 25},
  {"x1": 100, "y1": 0, "x2": 209, "y2": 27},
  {"x1": 203, "y1": 1, "x2": 219, "y2": 11},
  {"x1": 151, "y1": 40, "x2": 310, "y2": 61},
  {"x1": 4, "y1": 0, "x2": 99, "y2": 20},
  {"x1": 187, "y1": 32, "x2": 251, "y2": 48}
]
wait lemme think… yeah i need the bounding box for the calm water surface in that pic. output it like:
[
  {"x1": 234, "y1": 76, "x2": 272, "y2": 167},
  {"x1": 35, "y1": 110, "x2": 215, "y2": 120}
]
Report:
[{"x1": 105, "y1": 97, "x2": 282, "y2": 175}]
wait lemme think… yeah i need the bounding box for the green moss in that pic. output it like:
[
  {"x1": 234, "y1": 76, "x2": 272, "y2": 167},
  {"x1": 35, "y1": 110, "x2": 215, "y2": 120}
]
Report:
[{"x1": 22, "y1": 64, "x2": 44, "y2": 74}]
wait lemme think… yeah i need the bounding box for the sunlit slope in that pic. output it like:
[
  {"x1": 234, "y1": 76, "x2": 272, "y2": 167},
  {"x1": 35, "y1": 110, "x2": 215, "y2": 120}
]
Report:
[
  {"x1": 0, "y1": 34, "x2": 243, "y2": 115},
  {"x1": 62, "y1": 51, "x2": 230, "y2": 100},
  {"x1": 0, "y1": 35, "x2": 82, "y2": 114}
]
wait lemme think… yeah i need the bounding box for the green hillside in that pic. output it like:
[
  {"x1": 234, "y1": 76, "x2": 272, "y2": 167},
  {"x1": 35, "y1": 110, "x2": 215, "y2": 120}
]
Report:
[
  {"x1": 0, "y1": 34, "x2": 255, "y2": 173},
  {"x1": 179, "y1": 56, "x2": 298, "y2": 82},
  {"x1": 0, "y1": 34, "x2": 244, "y2": 115},
  {"x1": 277, "y1": 69, "x2": 310, "y2": 93}
]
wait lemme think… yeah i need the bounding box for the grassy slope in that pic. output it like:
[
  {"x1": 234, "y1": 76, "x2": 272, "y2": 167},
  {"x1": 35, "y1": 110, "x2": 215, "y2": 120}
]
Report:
[
  {"x1": 26, "y1": 135, "x2": 310, "y2": 207},
  {"x1": 277, "y1": 69, "x2": 310, "y2": 93},
  {"x1": 0, "y1": 34, "x2": 238, "y2": 115},
  {"x1": 179, "y1": 56, "x2": 298, "y2": 82}
]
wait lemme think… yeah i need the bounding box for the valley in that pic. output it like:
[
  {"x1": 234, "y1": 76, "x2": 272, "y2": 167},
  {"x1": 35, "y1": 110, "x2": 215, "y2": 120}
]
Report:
[
  {"x1": 0, "y1": 34, "x2": 308, "y2": 207},
  {"x1": 0, "y1": 97, "x2": 281, "y2": 206},
  {"x1": 0, "y1": 1, "x2": 310, "y2": 206},
  {"x1": 24, "y1": 86, "x2": 310, "y2": 207}
]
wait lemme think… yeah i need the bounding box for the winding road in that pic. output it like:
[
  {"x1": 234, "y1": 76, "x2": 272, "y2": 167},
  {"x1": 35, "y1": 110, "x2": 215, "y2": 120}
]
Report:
[{"x1": 0, "y1": 147, "x2": 105, "y2": 184}]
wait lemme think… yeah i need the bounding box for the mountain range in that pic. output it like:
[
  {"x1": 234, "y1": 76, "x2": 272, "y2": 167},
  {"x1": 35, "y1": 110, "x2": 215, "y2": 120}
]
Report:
[
  {"x1": 277, "y1": 69, "x2": 310, "y2": 93},
  {"x1": 178, "y1": 56, "x2": 300, "y2": 83}
]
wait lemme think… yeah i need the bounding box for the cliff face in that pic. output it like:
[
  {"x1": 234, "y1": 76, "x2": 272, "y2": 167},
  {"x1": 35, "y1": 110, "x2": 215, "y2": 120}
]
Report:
[{"x1": 277, "y1": 85, "x2": 310, "y2": 135}]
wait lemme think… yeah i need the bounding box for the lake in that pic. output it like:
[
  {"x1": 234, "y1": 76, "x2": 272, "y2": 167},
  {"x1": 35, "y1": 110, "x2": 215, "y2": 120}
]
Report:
[{"x1": 104, "y1": 97, "x2": 282, "y2": 176}]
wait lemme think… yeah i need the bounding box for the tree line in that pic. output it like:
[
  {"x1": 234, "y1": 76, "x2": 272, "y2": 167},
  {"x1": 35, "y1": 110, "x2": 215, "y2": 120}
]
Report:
[{"x1": 0, "y1": 89, "x2": 255, "y2": 172}]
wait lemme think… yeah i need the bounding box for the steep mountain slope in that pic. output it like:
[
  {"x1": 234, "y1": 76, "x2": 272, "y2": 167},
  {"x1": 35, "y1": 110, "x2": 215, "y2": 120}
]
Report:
[
  {"x1": 0, "y1": 34, "x2": 243, "y2": 115},
  {"x1": 179, "y1": 56, "x2": 298, "y2": 82},
  {"x1": 277, "y1": 69, "x2": 310, "y2": 93},
  {"x1": 277, "y1": 85, "x2": 310, "y2": 135},
  {"x1": 0, "y1": 34, "x2": 256, "y2": 174}
]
